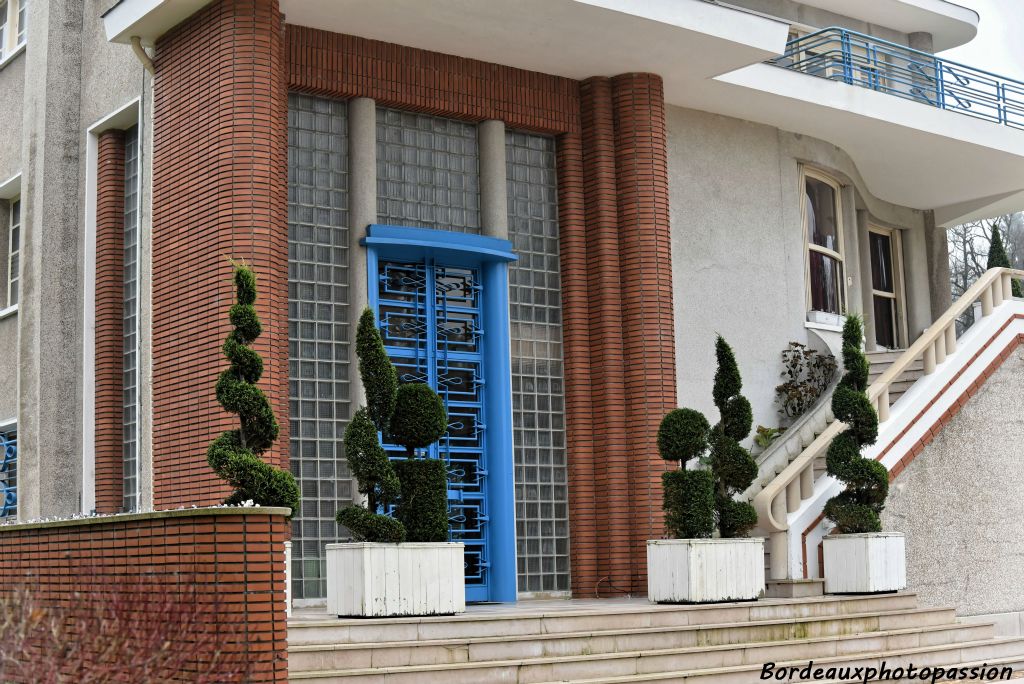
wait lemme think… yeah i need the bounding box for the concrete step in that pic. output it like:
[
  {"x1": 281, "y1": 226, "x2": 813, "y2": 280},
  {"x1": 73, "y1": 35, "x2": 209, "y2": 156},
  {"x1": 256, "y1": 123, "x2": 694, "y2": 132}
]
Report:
[
  {"x1": 764, "y1": 579, "x2": 824, "y2": 599},
  {"x1": 527, "y1": 636, "x2": 1024, "y2": 684},
  {"x1": 288, "y1": 594, "x2": 920, "y2": 647},
  {"x1": 288, "y1": 607, "x2": 959, "y2": 672},
  {"x1": 289, "y1": 624, "x2": 999, "y2": 683}
]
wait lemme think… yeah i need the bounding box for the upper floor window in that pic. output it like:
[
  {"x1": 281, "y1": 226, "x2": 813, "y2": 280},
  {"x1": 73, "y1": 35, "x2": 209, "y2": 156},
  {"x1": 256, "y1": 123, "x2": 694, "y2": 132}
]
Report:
[
  {"x1": 802, "y1": 168, "x2": 844, "y2": 316},
  {"x1": 7, "y1": 197, "x2": 18, "y2": 307},
  {"x1": 0, "y1": 0, "x2": 27, "y2": 62}
]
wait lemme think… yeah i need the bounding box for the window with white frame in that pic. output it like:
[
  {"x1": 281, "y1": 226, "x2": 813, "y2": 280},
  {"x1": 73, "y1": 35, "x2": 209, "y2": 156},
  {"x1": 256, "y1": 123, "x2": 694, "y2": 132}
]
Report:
[
  {"x1": 802, "y1": 168, "x2": 844, "y2": 316},
  {"x1": 7, "y1": 197, "x2": 19, "y2": 307},
  {"x1": 0, "y1": 0, "x2": 27, "y2": 62}
]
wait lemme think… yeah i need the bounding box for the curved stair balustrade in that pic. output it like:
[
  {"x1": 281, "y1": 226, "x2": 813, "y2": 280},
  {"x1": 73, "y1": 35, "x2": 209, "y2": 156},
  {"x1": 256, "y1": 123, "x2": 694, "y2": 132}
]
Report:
[{"x1": 753, "y1": 267, "x2": 1024, "y2": 581}]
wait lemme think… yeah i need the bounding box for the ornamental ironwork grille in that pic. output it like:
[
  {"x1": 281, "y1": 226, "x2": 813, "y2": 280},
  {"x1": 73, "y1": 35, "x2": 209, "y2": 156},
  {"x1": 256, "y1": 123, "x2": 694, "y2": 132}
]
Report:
[
  {"x1": 0, "y1": 429, "x2": 15, "y2": 519},
  {"x1": 287, "y1": 93, "x2": 353, "y2": 600},
  {"x1": 376, "y1": 260, "x2": 491, "y2": 592}
]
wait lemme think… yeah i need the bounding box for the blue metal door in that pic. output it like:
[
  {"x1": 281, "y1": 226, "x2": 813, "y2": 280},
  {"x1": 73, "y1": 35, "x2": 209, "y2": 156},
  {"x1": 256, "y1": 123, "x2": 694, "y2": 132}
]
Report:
[{"x1": 376, "y1": 259, "x2": 493, "y2": 601}]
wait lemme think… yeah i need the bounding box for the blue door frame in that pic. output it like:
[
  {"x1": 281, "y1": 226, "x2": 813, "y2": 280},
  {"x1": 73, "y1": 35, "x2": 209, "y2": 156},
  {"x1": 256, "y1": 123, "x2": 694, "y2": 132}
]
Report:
[{"x1": 364, "y1": 225, "x2": 518, "y2": 603}]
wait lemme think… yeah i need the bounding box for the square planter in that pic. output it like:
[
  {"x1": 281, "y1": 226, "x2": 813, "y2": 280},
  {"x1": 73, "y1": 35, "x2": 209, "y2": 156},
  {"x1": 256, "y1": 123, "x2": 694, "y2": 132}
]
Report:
[
  {"x1": 326, "y1": 542, "x2": 465, "y2": 617},
  {"x1": 647, "y1": 538, "x2": 765, "y2": 604},
  {"x1": 824, "y1": 532, "x2": 906, "y2": 594}
]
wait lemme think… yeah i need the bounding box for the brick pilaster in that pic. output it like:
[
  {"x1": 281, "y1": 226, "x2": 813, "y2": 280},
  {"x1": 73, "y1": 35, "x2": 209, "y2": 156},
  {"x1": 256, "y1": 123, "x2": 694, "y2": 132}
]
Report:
[
  {"x1": 94, "y1": 130, "x2": 127, "y2": 514},
  {"x1": 151, "y1": 0, "x2": 289, "y2": 507}
]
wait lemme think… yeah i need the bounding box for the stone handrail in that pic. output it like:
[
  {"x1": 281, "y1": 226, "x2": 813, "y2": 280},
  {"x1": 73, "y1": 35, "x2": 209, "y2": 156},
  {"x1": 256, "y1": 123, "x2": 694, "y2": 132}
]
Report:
[{"x1": 752, "y1": 268, "x2": 1023, "y2": 578}]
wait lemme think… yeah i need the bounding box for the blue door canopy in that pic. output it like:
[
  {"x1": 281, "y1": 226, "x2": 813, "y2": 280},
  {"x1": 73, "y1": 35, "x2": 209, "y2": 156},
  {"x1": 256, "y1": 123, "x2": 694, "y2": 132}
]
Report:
[
  {"x1": 364, "y1": 225, "x2": 518, "y2": 604},
  {"x1": 363, "y1": 225, "x2": 518, "y2": 266}
]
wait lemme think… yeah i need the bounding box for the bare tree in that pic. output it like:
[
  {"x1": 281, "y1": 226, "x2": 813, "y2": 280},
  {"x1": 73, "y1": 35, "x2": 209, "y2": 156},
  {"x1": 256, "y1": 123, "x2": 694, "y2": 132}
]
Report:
[{"x1": 947, "y1": 212, "x2": 1024, "y2": 333}]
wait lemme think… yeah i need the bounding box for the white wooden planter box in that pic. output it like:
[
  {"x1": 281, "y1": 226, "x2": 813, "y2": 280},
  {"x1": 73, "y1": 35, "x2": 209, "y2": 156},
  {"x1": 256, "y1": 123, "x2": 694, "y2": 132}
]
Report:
[
  {"x1": 647, "y1": 538, "x2": 765, "y2": 604},
  {"x1": 824, "y1": 532, "x2": 906, "y2": 594},
  {"x1": 326, "y1": 542, "x2": 465, "y2": 617}
]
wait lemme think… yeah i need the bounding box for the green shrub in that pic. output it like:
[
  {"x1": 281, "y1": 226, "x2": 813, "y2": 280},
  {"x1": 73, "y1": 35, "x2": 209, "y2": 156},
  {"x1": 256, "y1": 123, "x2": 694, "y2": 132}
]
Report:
[
  {"x1": 824, "y1": 315, "x2": 888, "y2": 533},
  {"x1": 390, "y1": 383, "x2": 449, "y2": 456},
  {"x1": 661, "y1": 470, "x2": 714, "y2": 539},
  {"x1": 395, "y1": 459, "x2": 450, "y2": 543},
  {"x1": 656, "y1": 336, "x2": 757, "y2": 539},
  {"x1": 206, "y1": 264, "x2": 300, "y2": 515},
  {"x1": 658, "y1": 409, "x2": 710, "y2": 463},
  {"x1": 337, "y1": 308, "x2": 451, "y2": 544}
]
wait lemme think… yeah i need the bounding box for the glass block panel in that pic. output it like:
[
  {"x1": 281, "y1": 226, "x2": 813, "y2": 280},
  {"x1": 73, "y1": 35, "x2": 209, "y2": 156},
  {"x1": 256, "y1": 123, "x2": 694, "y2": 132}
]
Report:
[
  {"x1": 288, "y1": 93, "x2": 352, "y2": 600},
  {"x1": 122, "y1": 125, "x2": 140, "y2": 512},
  {"x1": 506, "y1": 130, "x2": 571, "y2": 593},
  {"x1": 376, "y1": 108, "x2": 481, "y2": 234}
]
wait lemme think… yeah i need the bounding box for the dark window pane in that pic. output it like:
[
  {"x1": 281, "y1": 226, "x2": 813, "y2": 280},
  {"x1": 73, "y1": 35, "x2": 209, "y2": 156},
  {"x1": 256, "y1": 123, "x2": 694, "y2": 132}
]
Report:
[
  {"x1": 870, "y1": 232, "x2": 894, "y2": 293},
  {"x1": 874, "y1": 296, "x2": 898, "y2": 349},
  {"x1": 806, "y1": 177, "x2": 839, "y2": 252},
  {"x1": 809, "y1": 251, "x2": 842, "y2": 314}
]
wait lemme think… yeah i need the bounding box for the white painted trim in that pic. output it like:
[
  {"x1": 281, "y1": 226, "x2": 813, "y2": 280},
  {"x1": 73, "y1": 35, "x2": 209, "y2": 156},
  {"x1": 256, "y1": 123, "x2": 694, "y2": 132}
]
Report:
[
  {"x1": 103, "y1": 0, "x2": 215, "y2": 45},
  {"x1": 0, "y1": 417, "x2": 15, "y2": 432},
  {"x1": 0, "y1": 303, "x2": 16, "y2": 320},
  {"x1": 0, "y1": 173, "x2": 20, "y2": 200},
  {"x1": 0, "y1": 42, "x2": 24, "y2": 71},
  {"x1": 804, "y1": 321, "x2": 843, "y2": 333},
  {"x1": 82, "y1": 98, "x2": 143, "y2": 516}
]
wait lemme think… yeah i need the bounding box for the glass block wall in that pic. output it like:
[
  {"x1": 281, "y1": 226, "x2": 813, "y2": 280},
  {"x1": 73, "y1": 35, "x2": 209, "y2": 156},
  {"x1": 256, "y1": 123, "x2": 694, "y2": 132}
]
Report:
[
  {"x1": 376, "y1": 108, "x2": 481, "y2": 234},
  {"x1": 506, "y1": 131, "x2": 571, "y2": 594},
  {"x1": 122, "y1": 125, "x2": 140, "y2": 512},
  {"x1": 287, "y1": 94, "x2": 353, "y2": 600}
]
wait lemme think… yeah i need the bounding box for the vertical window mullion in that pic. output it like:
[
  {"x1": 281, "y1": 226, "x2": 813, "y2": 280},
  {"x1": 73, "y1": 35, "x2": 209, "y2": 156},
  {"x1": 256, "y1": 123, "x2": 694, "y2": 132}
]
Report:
[
  {"x1": 16, "y1": 0, "x2": 25, "y2": 46},
  {"x1": 8, "y1": 198, "x2": 19, "y2": 307}
]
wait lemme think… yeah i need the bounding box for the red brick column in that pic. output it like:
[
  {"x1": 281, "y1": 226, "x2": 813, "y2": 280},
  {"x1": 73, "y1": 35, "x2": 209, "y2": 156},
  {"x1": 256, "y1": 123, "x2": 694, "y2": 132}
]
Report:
[
  {"x1": 565, "y1": 73, "x2": 675, "y2": 596},
  {"x1": 94, "y1": 130, "x2": 127, "y2": 514},
  {"x1": 152, "y1": 0, "x2": 289, "y2": 507},
  {"x1": 611, "y1": 73, "x2": 676, "y2": 591}
]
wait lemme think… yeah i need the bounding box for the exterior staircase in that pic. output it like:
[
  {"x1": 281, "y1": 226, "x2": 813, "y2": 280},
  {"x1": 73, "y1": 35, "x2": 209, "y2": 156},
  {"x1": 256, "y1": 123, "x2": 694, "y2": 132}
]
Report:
[
  {"x1": 288, "y1": 594, "x2": 1024, "y2": 683},
  {"x1": 866, "y1": 350, "x2": 925, "y2": 406}
]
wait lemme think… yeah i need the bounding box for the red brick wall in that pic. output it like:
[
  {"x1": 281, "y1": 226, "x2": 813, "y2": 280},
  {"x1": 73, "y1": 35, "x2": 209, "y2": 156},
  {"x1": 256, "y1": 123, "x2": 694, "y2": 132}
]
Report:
[
  {"x1": 0, "y1": 509, "x2": 289, "y2": 682},
  {"x1": 151, "y1": 0, "x2": 289, "y2": 508},
  {"x1": 94, "y1": 130, "x2": 127, "y2": 514}
]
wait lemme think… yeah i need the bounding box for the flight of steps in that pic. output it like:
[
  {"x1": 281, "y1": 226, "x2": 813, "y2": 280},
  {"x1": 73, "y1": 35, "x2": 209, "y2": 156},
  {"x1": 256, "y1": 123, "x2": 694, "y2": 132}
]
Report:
[
  {"x1": 866, "y1": 350, "x2": 925, "y2": 406},
  {"x1": 288, "y1": 594, "x2": 1024, "y2": 683}
]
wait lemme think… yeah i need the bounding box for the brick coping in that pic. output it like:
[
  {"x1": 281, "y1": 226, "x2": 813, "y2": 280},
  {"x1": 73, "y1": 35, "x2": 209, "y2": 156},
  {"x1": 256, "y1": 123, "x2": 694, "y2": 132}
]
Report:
[{"x1": 0, "y1": 506, "x2": 292, "y2": 533}]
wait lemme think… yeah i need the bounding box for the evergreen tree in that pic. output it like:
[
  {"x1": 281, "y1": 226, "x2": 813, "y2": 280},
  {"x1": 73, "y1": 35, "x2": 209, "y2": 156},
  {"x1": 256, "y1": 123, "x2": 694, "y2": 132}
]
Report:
[
  {"x1": 206, "y1": 263, "x2": 300, "y2": 514},
  {"x1": 987, "y1": 224, "x2": 1022, "y2": 297}
]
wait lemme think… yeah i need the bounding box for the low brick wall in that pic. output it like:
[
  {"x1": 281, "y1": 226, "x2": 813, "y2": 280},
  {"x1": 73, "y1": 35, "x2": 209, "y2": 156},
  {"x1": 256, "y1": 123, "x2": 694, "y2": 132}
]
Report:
[{"x1": 0, "y1": 507, "x2": 290, "y2": 682}]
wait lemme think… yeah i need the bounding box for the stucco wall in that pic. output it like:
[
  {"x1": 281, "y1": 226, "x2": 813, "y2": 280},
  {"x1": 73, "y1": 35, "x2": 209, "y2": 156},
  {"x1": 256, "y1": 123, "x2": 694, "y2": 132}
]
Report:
[
  {"x1": 667, "y1": 105, "x2": 927, "y2": 432},
  {"x1": 726, "y1": 0, "x2": 911, "y2": 45},
  {"x1": 882, "y1": 346, "x2": 1024, "y2": 618},
  {"x1": 0, "y1": 54, "x2": 25, "y2": 180}
]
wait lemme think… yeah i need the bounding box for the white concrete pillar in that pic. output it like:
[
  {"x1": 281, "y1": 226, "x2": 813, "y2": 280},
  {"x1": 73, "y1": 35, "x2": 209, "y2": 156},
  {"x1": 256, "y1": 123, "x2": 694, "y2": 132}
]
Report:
[
  {"x1": 856, "y1": 210, "x2": 878, "y2": 350},
  {"x1": 348, "y1": 97, "x2": 377, "y2": 410},
  {"x1": 478, "y1": 120, "x2": 508, "y2": 240},
  {"x1": 841, "y1": 186, "x2": 862, "y2": 320}
]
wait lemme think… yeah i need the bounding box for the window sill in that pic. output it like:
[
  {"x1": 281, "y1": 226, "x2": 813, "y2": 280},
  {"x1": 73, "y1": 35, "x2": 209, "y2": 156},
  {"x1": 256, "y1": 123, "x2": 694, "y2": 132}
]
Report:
[
  {"x1": 0, "y1": 304, "x2": 18, "y2": 321},
  {"x1": 0, "y1": 43, "x2": 26, "y2": 72}
]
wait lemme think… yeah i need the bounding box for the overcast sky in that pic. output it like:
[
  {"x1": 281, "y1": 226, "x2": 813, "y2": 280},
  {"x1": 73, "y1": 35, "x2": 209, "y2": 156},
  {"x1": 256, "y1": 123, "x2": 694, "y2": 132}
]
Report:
[{"x1": 942, "y1": 0, "x2": 1024, "y2": 80}]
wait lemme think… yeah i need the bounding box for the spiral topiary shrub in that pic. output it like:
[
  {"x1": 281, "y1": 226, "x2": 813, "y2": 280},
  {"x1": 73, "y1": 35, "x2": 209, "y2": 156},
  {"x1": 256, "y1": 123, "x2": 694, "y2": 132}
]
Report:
[
  {"x1": 656, "y1": 336, "x2": 758, "y2": 539},
  {"x1": 823, "y1": 314, "x2": 889, "y2": 533},
  {"x1": 708, "y1": 336, "x2": 758, "y2": 538},
  {"x1": 337, "y1": 308, "x2": 451, "y2": 544},
  {"x1": 206, "y1": 263, "x2": 300, "y2": 515}
]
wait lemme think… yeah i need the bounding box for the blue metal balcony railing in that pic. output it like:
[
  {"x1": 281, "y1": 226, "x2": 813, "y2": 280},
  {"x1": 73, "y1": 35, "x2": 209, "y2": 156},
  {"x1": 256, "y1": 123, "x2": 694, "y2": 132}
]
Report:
[{"x1": 768, "y1": 27, "x2": 1024, "y2": 130}]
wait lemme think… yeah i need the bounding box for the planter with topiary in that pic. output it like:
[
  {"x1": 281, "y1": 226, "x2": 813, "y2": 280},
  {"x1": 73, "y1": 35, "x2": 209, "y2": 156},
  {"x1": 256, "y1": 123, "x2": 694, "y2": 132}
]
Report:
[
  {"x1": 647, "y1": 336, "x2": 765, "y2": 604},
  {"x1": 326, "y1": 308, "x2": 463, "y2": 617},
  {"x1": 822, "y1": 315, "x2": 905, "y2": 594}
]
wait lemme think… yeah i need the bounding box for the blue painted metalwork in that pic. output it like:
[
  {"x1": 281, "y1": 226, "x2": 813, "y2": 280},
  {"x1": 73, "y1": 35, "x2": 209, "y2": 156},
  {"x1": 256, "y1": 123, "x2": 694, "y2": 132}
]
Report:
[
  {"x1": 770, "y1": 27, "x2": 1024, "y2": 129},
  {"x1": 365, "y1": 225, "x2": 518, "y2": 603},
  {"x1": 0, "y1": 430, "x2": 16, "y2": 519}
]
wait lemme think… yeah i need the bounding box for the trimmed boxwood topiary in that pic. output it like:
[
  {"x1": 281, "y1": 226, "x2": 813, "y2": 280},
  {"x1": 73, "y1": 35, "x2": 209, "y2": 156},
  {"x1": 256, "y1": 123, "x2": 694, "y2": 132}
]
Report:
[
  {"x1": 206, "y1": 263, "x2": 300, "y2": 515},
  {"x1": 337, "y1": 308, "x2": 451, "y2": 544},
  {"x1": 656, "y1": 336, "x2": 758, "y2": 539},
  {"x1": 823, "y1": 314, "x2": 889, "y2": 533}
]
